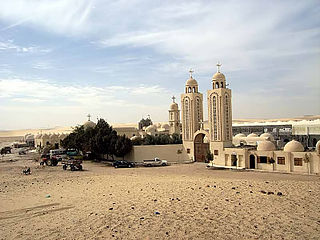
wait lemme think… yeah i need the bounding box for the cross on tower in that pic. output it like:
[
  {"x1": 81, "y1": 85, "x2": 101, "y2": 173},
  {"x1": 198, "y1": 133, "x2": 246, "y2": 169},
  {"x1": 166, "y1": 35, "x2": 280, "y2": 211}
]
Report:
[
  {"x1": 189, "y1": 69, "x2": 194, "y2": 78},
  {"x1": 87, "y1": 114, "x2": 91, "y2": 121},
  {"x1": 216, "y1": 62, "x2": 222, "y2": 72},
  {"x1": 172, "y1": 96, "x2": 176, "y2": 103}
]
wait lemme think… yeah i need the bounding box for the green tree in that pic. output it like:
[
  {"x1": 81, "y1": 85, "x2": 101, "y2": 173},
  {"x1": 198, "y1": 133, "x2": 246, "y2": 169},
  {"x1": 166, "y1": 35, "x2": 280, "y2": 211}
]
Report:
[{"x1": 115, "y1": 135, "x2": 132, "y2": 160}]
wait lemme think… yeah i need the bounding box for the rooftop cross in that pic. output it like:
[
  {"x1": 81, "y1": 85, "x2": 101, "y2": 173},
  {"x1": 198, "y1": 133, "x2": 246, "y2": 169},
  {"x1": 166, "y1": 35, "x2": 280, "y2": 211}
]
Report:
[
  {"x1": 189, "y1": 69, "x2": 194, "y2": 78},
  {"x1": 172, "y1": 96, "x2": 176, "y2": 103},
  {"x1": 216, "y1": 62, "x2": 222, "y2": 72},
  {"x1": 87, "y1": 114, "x2": 91, "y2": 121}
]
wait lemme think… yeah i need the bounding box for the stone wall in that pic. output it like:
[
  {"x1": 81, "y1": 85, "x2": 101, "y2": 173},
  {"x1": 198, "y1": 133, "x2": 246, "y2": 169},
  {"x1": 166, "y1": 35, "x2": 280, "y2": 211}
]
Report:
[{"x1": 123, "y1": 144, "x2": 191, "y2": 164}]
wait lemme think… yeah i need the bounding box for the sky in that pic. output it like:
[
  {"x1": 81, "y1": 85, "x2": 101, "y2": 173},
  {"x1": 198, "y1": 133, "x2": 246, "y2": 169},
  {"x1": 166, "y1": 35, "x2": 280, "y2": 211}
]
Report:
[{"x1": 0, "y1": 0, "x2": 319, "y2": 130}]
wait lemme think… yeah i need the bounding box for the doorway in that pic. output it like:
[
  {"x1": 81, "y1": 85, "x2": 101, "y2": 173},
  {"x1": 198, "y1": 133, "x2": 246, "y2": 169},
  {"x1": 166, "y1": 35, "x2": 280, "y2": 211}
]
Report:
[
  {"x1": 231, "y1": 154, "x2": 237, "y2": 166},
  {"x1": 249, "y1": 154, "x2": 255, "y2": 169},
  {"x1": 194, "y1": 133, "x2": 209, "y2": 162}
]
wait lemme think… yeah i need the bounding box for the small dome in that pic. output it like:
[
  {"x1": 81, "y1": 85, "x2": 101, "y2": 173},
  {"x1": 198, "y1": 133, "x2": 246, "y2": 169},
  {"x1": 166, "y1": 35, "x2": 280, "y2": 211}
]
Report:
[
  {"x1": 186, "y1": 77, "x2": 198, "y2": 86},
  {"x1": 170, "y1": 102, "x2": 178, "y2": 111},
  {"x1": 155, "y1": 123, "x2": 161, "y2": 128},
  {"x1": 316, "y1": 140, "x2": 320, "y2": 154},
  {"x1": 84, "y1": 120, "x2": 96, "y2": 130},
  {"x1": 247, "y1": 133, "x2": 258, "y2": 138},
  {"x1": 145, "y1": 125, "x2": 156, "y2": 133},
  {"x1": 212, "y1": 72, "x2": 226, "y2": 81},
  {"x1": 234, "y1": 133, "x2": 246, "y2": 138},
  {"x1": 130, "y1": 136, "x2": 139, "y2": 141},
  {"x1": 284, "y1": 140, "x2": 304, "y2": 152},
  {"x1": 161, "y1": 123, "x2": 170, "y2": 130},
  {"x1": 257, "y1": 141, "x2": 276, "y2": 151},
  {"x1": 36, "y1": 134, "x2": 42, "y2": 138},
  {"x1": 26, "y1": 134, "x2": 34, "y2": 140},
  {"x1": 42, "y1": 133, "x2": 49, "y2": 138},
  {"x1": 260, "y1": 133, "x2": 274, "y2": 141},
  {"x1": 203, "y1": 136, "x2": 209, "y2": 144}
]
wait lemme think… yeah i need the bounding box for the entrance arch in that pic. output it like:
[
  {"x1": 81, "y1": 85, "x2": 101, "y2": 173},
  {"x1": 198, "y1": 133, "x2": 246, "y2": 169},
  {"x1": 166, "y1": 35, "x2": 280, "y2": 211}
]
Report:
[
  {"x1": 194, "y1": 133, "x2": 209, "y2": 162},
  {"x1": 249, "y1": 154, "x2": 255, "y2": 169}
]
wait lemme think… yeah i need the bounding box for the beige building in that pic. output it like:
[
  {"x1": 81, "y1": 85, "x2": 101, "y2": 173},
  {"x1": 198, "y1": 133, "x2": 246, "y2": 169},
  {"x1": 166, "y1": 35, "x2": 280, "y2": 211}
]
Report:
[{"x1": 180, "y1": 63, "x2": 320, "y2": 175}]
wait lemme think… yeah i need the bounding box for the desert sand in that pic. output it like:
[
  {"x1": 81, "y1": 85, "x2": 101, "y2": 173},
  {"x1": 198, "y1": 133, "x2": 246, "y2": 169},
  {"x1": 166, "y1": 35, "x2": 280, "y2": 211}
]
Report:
[{"x1": 0, "y1": 151, "x2": 319, "y2": 240}]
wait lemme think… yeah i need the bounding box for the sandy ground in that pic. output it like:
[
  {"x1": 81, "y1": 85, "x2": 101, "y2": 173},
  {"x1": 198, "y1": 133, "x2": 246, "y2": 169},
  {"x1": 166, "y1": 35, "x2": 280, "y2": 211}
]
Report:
[{"x1": 0, "y1": 152, "x2": 320, "y2": 240}]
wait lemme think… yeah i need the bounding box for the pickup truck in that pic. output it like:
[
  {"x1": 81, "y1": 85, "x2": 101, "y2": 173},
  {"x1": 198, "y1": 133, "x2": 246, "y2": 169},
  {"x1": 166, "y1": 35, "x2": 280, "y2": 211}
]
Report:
[{"x1": 143, "y1": 157, "x2": 168, "y2": 167}]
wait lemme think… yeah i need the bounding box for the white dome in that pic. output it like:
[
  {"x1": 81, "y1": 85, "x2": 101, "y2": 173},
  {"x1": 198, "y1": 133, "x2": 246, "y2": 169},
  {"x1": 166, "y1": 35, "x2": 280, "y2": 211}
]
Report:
[
  {"x1": 170, "y1": 102, "x2": 178, "y2": 111},
  {"x1": 161, "y1": 123, "x2": 170, "y2": 130},
  {"x1": 284, "y1": 140, "x2": 304, "y2": 152},
  {"x1": 247, "y1": 133, "x2": 258, "y2": 138},
  {"x1": 26, "y1": 134, "x2": 34, "y2": 140},
  {"x1": 145, "y1": 125, "x2": 156, "y2": 133},
  {"x1": 316, "y1": 140, "x2": 320, "y2": 154},
  {"x1": 186, "y1": 77, "x2": 198, "y2": 86},
  {"x1": 84, "y1": 120, "x2": 96, "y2": 130},
  {"x1": 234, "y1": 133, "x2": 246, "y2": 138},
  {"x1": 36, "y1": 134, "x2": 42, "y2": 138},
  {"x1": 130, "y1": 136, "x2": 139, "y2": 141},
  {"x1": 155, "y1": 123, "x2": 161, "y2": 128},
  {"x1": 260, "y1": 133, "x2": 274, "y2": 141},
  {"x1": 212, "y1": 72, "x2": 226, "y2": 81},
  {"x1": 257, "y1": 141, "x2": 276, "y2": 151}
]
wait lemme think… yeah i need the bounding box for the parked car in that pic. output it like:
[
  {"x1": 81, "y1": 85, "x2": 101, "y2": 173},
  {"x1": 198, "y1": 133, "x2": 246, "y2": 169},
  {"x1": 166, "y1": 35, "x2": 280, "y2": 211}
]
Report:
[
  {"x1": 40, "y1": 153, "x2": 59, "y2": 166},
  {"x1": 143, "y1": 157, "x2": 167, "y2": 167},
  {"x1": 113, "y1": 160, "x2": 135, "y2": 168}
]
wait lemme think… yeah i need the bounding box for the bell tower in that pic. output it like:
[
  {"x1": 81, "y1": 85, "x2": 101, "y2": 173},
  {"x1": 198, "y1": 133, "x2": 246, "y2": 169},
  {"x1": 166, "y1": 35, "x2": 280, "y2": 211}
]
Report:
[
  {"x1": 181, "y1": 70, "x2": 203, "y2": 157},
  {"x1": 207, "y1": 63, "x2": 232, "y2": 156},
  {"x1": 169, "y1": 96, "x2": 181, "y2": 135}
]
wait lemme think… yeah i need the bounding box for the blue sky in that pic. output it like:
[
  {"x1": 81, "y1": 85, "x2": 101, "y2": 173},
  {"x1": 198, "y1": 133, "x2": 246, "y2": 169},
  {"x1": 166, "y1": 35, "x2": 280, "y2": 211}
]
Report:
[{"x1": 0, "y1": 0, "x2": 319, "y2": 130}]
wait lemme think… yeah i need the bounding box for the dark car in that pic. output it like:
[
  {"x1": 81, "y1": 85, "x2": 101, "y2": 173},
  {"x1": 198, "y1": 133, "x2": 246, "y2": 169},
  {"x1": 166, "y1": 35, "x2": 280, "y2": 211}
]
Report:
[{"x1": 113, "y1": 160, "x2": 135, "y2": 168}]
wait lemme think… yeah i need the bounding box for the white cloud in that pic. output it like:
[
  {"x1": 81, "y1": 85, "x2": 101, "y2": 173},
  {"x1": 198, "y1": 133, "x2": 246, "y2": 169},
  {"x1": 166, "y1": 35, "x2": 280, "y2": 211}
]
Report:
[
  {"x1": 0, "y1": 0, "x2": 93, "y2": 35},
  {"x1": 0, "y1": 78, "x2": 173, "y2": 129},
  {"x1": 0, "y1": 40, "x2": 51, "y2": 53}
]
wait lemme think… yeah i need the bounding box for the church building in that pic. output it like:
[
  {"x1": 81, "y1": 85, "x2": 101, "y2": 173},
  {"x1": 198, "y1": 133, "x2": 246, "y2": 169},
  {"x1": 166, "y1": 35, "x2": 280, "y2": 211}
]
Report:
[{"x1": 180, "y1": 64, "x2": 320, "y2": 175}]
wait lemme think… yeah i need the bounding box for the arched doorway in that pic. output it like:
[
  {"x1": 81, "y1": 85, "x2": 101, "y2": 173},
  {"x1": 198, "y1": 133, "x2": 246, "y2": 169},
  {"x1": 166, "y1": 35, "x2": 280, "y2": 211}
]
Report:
[
  {"x1": 194, "y1": 133, "x2": 209, "y2": 162},
  {"x1": 249, "y1": 154, "x2": 255, "y2": 169},
  {"x1": 231, "y1": 154, "x2": 237, "y2": 166}
]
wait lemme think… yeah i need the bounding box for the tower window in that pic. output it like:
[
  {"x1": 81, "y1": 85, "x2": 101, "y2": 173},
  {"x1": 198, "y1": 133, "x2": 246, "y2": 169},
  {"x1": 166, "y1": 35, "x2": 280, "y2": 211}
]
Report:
[
  {"x1": 215, "y1": 82, "x2": 219, "y2": 88},
  {"x1": 188, "y1": 87, "x2": 192, "y2": 93},
  {"x1": 221, "y1": 82, "x2": 223, "y2": 88}
]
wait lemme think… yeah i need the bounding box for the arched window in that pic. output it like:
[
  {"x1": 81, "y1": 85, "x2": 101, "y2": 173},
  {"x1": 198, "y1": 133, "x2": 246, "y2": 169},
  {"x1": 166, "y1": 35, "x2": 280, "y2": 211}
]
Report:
[
  {"x1": 188, "y1": 87, "x2": 192, "y2": 93},
  {"x1": 221, "y1": 82, "x2": 223, "y2": 88},
  {"x1": 215, "y1": 82, "x2": 219, "y2": 89},
  {"x1": 193, "y1": 87, "x2": 196, "y2": 93},
  {"x1": 225, "y1": 95, "x2": 230, "y2": 140},
  {"x1": 213, "y1": 96, "x2": 217, "y2": 140}
]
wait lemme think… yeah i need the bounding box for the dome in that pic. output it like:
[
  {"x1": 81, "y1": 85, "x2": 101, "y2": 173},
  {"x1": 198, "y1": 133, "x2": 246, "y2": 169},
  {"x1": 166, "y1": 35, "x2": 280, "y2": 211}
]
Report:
[
  {"x1": 26, "y1": 134, "x2": 34, "y2": 140},
  {"x1": 161, "y1": 123, "x2": 170, "y2": 130},
  {"x1": 260, "y1": 133, "x2": 274, "y2": 141},
  {"x1": 35, "y1": 134, "x2": 42, "y2": 139},
  {"x1": 170, "y1": 102, "x2": 178, "y2": 111},
  {"x1": 234, "y1": 133, "x2": 246, "y2": 138},
  {"x1": 247, "y1": 133, "x2": 258, "y2": 138},
  {"x1": 203, "y1": 136, "x2": 209, "y2": 144},
  {"x1": 257, "y1": 141, "x2": 276, "y2": 151},
  {"x1": 186, "y1": 77, "x2": 198, "y2": 86},
  {"x1": 316, "y1": 140, "x2": 320, "y2": 154},
  {"x1": 212, "y1": 72, "x2": 226, "y2": 81},
  {"x1": 155, "y1": 123, "x2": 161, "y2": 128},
  {"x1": 42, "y1": 133, "x2": 49, "y2": 138},
  {"x1": 130, "y1": 136, "x2": 139, "y2": 141},
  {"x1": 284, "y1": 140, "x2": 304, "y2": 152},
  {"x1": 145, "y1": 125, "x2": 156, "y2": 133},
  {"x1": 83, "y1": 120, "x2": 96, "y2": 130}
]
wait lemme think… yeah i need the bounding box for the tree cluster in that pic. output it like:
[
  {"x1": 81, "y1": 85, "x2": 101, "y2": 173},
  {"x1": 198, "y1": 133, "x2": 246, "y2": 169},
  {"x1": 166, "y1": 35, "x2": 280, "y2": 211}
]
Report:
[
  {"x1": 61, "y1": 119, "x2": 132, "y2": 160},
  {"x1": 131, "y1": 133, "x2": 182, "y2": 146}
]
